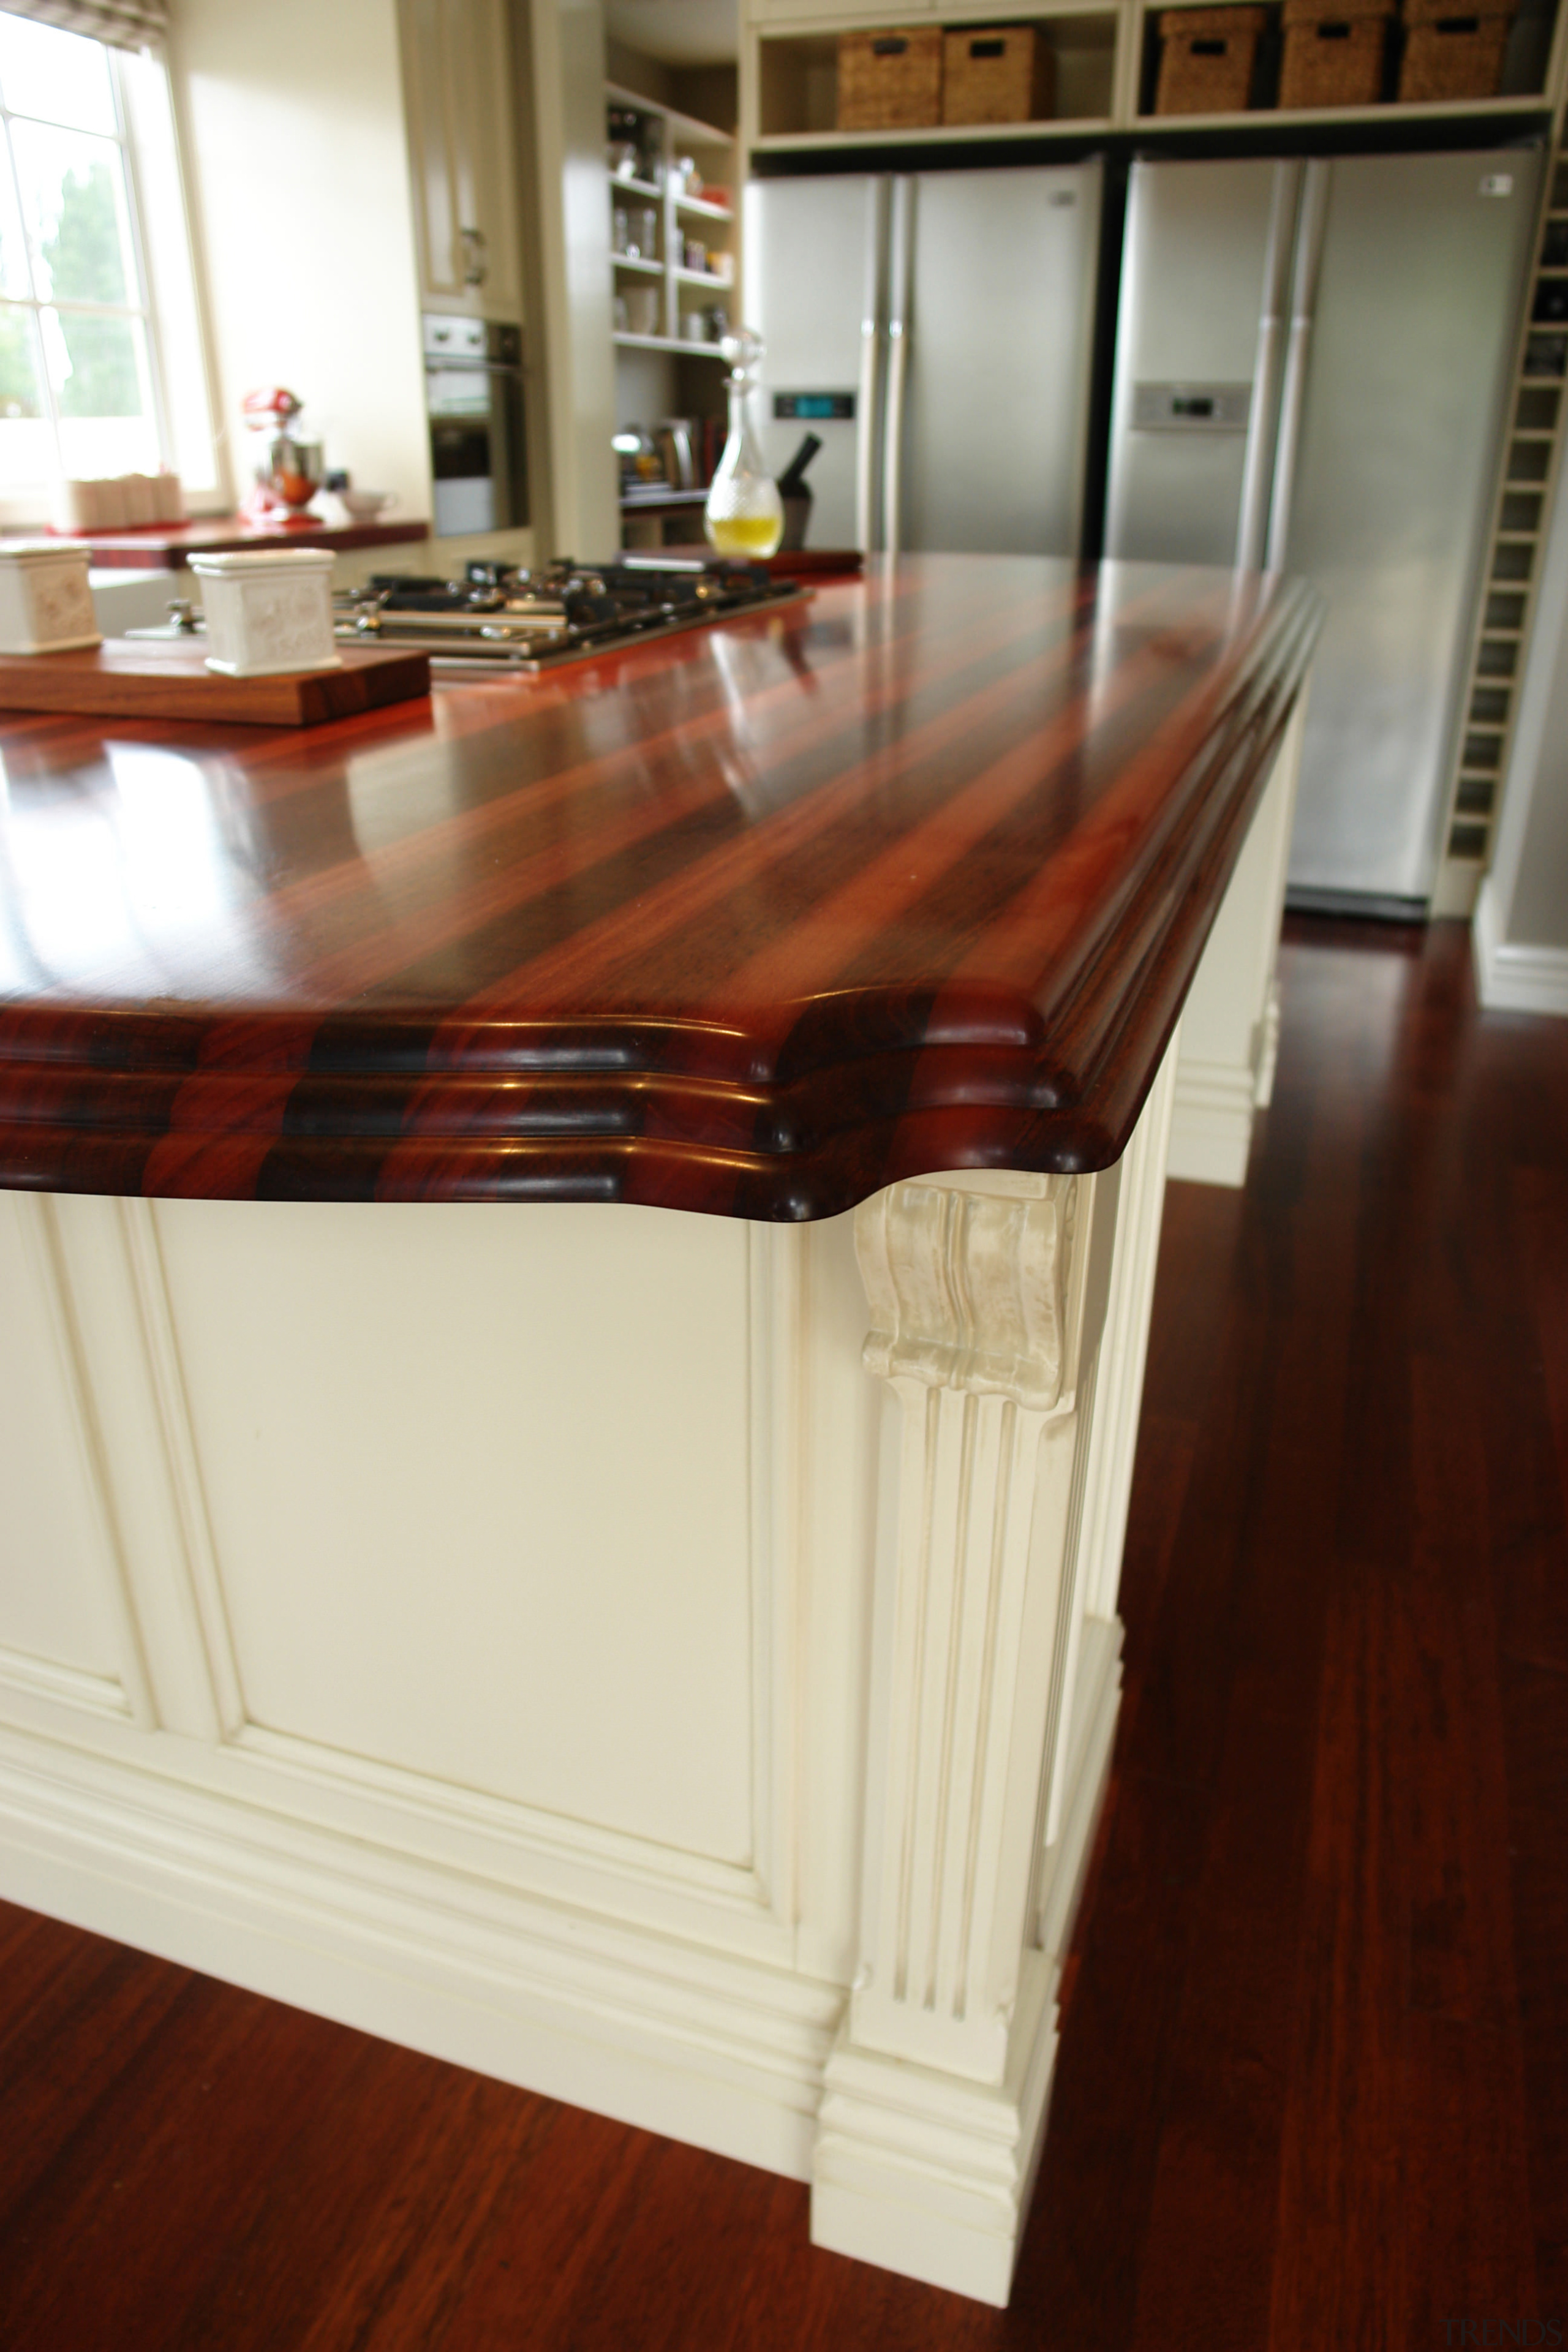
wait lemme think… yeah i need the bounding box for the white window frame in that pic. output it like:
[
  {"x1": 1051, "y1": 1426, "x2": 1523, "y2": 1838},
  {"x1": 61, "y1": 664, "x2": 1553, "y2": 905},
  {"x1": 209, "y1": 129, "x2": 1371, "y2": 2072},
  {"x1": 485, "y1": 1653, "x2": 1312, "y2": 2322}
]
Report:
[{"x1": 0, "y1": 23, "x2": 222, "y2": 525}]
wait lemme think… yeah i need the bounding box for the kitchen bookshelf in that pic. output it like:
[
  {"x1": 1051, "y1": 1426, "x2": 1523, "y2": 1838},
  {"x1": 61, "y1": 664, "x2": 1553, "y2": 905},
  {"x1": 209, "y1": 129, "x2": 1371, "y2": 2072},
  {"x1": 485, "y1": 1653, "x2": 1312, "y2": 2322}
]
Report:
[
  {"x1": 740, "y1": 0, "x2": 1566, "y2": 155},
  {"x1": 606, "y1": 78, "x2": 737, "y2": 546}
]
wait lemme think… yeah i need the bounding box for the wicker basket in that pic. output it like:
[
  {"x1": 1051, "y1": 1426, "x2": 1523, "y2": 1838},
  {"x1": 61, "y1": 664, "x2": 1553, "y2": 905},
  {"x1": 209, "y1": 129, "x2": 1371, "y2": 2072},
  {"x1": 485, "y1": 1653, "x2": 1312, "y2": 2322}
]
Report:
[
  {"x1": 1155, "y1": 7, "x2": 1267, "y2": 113},
  {"x1": 942, "y1": 25, "x2": 1055, "y2": 123},
  {"x1": 1396, "y1": 0, "x2": 1513, "y2": 100},
  {"x1": 837, "y1": 26, "x2": 943, "y2": 131},
  {"x1": 1279, "y1": 0, "x2": 1394, "y2": 105}
]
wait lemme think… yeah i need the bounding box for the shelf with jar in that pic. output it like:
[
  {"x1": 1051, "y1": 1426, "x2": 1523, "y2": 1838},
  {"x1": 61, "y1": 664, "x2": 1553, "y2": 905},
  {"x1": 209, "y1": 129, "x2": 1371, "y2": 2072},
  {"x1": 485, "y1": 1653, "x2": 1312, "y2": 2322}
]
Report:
[
  {"x1": 607, "y1": 82, "x2": 738, "y2": 356},
  {"x1": 607, "y1": 79, "x2": 741, "y2": 546}
]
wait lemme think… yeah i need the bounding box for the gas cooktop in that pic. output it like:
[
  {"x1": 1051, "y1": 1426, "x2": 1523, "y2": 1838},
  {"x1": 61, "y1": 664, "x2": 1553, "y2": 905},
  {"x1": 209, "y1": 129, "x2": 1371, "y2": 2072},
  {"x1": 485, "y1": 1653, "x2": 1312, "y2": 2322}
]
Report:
[{"x1": 333, "y1": 556, "x2": 807, "y2": 673}]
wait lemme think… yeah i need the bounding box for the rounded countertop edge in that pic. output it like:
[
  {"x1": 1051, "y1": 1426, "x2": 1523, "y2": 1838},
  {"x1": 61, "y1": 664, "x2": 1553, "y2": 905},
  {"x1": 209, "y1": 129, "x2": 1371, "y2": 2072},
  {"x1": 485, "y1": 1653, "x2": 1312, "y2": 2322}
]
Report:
[{"x1": 0, "y1": 566, "x2": 1325, "y2": 1219}]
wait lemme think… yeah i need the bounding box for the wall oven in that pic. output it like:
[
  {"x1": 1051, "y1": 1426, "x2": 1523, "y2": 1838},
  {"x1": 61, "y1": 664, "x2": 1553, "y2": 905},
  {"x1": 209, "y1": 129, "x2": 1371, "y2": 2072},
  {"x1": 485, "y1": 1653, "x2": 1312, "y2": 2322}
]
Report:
[{"x1": 423, "y1": 314, "x2": 527, "y2": 537}]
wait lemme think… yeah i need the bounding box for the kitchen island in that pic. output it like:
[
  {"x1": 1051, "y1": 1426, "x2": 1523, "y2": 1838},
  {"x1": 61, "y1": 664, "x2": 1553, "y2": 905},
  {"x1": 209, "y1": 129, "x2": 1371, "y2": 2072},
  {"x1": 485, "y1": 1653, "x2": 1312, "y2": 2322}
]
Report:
[{"x1": 0, "y1": 556, "x2": 1317, "y2": 2304}]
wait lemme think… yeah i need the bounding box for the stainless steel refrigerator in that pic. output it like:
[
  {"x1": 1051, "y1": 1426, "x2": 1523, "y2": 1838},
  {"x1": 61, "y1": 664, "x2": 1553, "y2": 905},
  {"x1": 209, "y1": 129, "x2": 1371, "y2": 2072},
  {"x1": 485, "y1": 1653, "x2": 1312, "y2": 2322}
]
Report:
[
  {"x1": 1104, "y1": 148, "x2": 1541, "y2": 913},
  {"x1": 745, "y1": 162, "x2": 1103, "y2": 557}
]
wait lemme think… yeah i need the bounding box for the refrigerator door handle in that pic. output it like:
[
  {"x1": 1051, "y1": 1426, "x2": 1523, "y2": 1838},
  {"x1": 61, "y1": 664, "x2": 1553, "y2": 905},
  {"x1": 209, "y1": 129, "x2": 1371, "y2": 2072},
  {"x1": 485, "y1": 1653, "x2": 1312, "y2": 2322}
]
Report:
[
  {"x1": 1265, "y1": 157, "x2": 1332, "y2": 571},
  {"x1": 856, "y1": 315, "x2": 879, "y2": 551},
  {"x1": 1235, "y1": 160, "x2": 1302, "y2": 571},
  {"x1": 882, "y1": 175, "x2": 914, "y2": 559},
  {"x1": 856, "y1": 176, "x2": 891, "y2": 553}
]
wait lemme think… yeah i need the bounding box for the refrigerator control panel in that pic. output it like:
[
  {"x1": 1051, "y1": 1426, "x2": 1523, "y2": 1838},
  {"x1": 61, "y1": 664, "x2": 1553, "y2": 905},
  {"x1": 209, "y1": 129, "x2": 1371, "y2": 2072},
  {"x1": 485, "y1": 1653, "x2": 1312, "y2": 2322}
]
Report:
[
  {"x1": 1132, "y1": 383, "x2": 1252, "y2": 432},
  {"x1": 773, "y1": 393, "x2": 856, "y2": 421}
]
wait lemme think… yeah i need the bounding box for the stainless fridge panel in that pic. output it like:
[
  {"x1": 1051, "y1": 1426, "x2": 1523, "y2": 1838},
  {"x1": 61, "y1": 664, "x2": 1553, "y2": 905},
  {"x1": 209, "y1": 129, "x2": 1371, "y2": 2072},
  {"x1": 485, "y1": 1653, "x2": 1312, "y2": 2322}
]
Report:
[
  {"x1": 1105, "y1": 158, "x2": 1281, "y2": 565},
  {"x1": 747, "y1": 174, "x2": 886, "y2": 551},
  {"x1": 1284, "y1": 146, "x2": 1542, "y2": 902},
  {"x1": 896, "y1": 161, "x2": 1103, "y2": 557}
]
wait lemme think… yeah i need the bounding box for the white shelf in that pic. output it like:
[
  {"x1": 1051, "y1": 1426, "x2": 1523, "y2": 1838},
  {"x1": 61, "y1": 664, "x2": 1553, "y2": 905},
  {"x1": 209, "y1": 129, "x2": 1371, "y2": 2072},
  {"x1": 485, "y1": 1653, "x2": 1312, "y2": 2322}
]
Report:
[
  {"x1": 607, "y1": 80, "x2": 734, "y2": 151},
  {"x1": 611, "y1": 252, "x2": 663, "y2": 274},
  {"x1": 608, "y1": 171, "x2": 664, "y2": 200},
  {"x1": 663, "y1": 107, "x2": 737, "y2": 151},
  {"x1": 614, "y1": 331, "x2": 728, "y2": 358},
  {"x1": 752, "y1": 115, "x2": 1114, "y2": 151},
  {"x1": 675, "y1": 192, "x2": 736, "y2": 223},
  {"x1": 1129, "y1": 92, "x2": 1551, "y2": 132},
  {"x1": 673, "y1": 266, "x2": 733, "y2": 288}
]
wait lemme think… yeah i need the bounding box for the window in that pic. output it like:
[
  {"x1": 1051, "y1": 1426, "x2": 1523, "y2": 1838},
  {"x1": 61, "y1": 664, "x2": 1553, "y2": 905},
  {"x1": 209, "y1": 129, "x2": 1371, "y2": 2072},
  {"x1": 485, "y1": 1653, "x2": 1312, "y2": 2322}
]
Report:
[{"x1": 0, "y1": 11, "x2": 216, "y2": 519}]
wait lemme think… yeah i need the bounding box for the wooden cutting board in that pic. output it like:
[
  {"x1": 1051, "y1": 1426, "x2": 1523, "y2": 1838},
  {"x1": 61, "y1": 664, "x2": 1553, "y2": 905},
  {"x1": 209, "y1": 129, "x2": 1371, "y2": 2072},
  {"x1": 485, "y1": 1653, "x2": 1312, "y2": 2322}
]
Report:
[{"x1": 0, "y1": 637, "x2": 431, "y2": 726}]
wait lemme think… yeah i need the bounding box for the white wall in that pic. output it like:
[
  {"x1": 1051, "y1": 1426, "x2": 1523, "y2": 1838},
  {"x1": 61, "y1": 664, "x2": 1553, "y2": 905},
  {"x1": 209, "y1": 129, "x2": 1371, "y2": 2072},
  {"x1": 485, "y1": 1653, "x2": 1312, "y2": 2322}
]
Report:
[{"x1": 167, "y1": 0, "x2": 433, "y2": 523}]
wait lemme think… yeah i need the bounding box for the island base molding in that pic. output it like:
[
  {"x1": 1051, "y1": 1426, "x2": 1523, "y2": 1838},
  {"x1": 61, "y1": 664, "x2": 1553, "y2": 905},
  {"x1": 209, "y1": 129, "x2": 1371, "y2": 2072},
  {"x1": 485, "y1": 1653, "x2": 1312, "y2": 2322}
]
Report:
[
  {"x1": 0, "y1": 1041, "x2": 1179, "y2": 2309},
  {"x1": 1169, "y1": 695, "x2": 1305, "y2": 1188}
]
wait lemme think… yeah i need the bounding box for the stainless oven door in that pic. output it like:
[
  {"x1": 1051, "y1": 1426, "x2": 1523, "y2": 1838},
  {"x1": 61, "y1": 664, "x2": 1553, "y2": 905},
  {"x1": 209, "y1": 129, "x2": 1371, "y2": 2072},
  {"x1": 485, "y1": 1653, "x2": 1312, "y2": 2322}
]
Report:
[{"x1": 425, "y1": 347, "x2": 527, "y2": 537}]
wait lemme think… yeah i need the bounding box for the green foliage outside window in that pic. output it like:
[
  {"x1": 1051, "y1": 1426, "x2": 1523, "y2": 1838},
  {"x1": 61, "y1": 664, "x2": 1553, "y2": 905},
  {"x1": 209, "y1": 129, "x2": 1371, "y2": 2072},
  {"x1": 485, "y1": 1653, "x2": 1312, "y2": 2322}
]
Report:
[
  {"x1": 0, "y1": 308, "x2": 39, "y2": 417},
  {"x1": 43, "y1": 160, "x2": 138, "y2": 417}
]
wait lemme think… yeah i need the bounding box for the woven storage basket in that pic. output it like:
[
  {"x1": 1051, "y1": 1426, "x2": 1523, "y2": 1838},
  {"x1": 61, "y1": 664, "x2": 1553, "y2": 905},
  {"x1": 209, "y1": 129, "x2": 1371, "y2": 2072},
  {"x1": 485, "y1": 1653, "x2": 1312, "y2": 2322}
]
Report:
[
  {"x1": 942, "y1": 24, "x2": 1055, "y2": 123},
  {"x1": 1279, "y1": 0, "x2": 1394, "y2": 105},
  {"x1": 837, "y1": 26, "x2": 943, "y2": 130},
  {"x1": 1396, "y1": 0, "x2": 1513, "y2": 99},
  {"x1": 1155, "y1": 7, "x2": 1267, "y2": 113}
]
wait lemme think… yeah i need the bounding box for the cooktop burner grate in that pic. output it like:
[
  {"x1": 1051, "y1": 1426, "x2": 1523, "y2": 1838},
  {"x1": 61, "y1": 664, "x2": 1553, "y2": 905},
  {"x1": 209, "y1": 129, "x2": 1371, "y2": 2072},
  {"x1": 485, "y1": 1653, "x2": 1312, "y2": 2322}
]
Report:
[{"x1": 333, "y1": 556, "x2": 806, "y2": 672}]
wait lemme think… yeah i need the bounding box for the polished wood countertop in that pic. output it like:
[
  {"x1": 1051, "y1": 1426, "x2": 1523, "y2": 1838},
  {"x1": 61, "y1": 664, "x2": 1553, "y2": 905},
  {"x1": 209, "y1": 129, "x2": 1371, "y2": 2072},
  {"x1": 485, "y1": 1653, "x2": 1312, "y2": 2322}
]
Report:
[
  {"x1": 0, "y1": 556, "x2": 1321, "y2": 1218},
  {"x1": 40, "y1": 516, "x2": 431, "y2": 571}
]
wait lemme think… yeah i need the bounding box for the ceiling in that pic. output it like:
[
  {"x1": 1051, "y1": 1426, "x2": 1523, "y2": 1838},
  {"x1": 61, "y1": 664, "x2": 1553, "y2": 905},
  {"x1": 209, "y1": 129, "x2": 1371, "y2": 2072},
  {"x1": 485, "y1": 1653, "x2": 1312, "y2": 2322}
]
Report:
[{"x1": 603, "y1": 0, "x2": 739, "y2": 65}]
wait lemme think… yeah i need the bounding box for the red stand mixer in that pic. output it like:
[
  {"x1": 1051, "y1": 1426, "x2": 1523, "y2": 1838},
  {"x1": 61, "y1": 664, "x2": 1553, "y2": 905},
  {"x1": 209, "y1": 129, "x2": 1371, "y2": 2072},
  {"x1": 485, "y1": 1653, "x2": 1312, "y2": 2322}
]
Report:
[{"x1": 239, "y1": 388, "x2": 326, "y2": 526}]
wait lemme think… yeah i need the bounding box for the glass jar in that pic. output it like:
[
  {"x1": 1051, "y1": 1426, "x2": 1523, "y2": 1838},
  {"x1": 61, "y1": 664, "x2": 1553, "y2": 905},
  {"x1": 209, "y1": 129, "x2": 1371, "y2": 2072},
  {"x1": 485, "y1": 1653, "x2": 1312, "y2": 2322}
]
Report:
[{"x1": 704, "y1": 330, "x2": 783, "y2": 560}]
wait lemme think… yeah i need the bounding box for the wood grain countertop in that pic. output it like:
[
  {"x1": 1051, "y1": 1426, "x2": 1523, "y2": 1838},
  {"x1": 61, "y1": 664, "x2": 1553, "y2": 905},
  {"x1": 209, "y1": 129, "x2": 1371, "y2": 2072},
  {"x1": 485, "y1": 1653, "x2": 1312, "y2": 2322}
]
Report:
[{"x1": 0, "y1": 555, "x2": 1321, "y2": 1218}]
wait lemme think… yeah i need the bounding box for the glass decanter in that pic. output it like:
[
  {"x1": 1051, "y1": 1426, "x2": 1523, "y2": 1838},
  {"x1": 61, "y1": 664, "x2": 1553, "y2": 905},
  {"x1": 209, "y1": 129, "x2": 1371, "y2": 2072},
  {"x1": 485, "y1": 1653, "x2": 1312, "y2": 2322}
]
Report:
[{"x1": 704, "y1": 329, "x2": 783, "y2": 559}]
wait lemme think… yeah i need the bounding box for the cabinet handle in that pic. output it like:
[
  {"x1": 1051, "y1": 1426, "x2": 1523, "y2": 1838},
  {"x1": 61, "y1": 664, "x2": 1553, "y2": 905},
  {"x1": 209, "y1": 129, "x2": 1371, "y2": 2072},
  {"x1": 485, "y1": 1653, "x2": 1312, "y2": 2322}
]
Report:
[{"x1": 460, "y1": 225, "x2": 488, "y2": 287}]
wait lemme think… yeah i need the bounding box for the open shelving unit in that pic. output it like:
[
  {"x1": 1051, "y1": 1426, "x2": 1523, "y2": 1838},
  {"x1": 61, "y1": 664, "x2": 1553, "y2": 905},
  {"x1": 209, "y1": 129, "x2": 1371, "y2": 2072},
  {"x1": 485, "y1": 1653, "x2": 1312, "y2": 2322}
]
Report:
[
  {"x1": 607, "y1": 83, "x2": 737, "y2": 351},
  {"x1": 749, "y1": 9, "x2": 1123, "y2": 145},
  {"x1": 606, "y1": 78, "x2": 739, "y2": 547},
  {"x1": 740, "y1": 0, "x2": 1565, "y2": 155},
  {"x1": 1431, "y1": 132, "x2": 1568, "y2": 911}
]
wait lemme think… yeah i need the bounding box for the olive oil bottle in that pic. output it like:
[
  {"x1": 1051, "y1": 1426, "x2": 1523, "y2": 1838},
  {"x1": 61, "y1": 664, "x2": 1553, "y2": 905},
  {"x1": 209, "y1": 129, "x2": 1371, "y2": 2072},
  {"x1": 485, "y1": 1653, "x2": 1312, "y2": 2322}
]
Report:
[{"x1": 704, "y1": 330, "x2": 783, "y2": 560}]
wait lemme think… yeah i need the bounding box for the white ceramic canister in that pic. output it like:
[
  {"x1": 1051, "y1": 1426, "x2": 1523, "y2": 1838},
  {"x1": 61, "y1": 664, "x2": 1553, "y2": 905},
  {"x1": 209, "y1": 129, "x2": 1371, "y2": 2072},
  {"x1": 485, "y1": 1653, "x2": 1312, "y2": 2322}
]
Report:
[
  {"x1": 50, "y1": 479, "x2": 100, "y2": 533},
  {"x1": 189, "y1": 548, "x2": 341, "y2": 677},
  {"x1": 93, "y1": 477, "x2": 130, "y2": 527},
  {"x1": 120, "y1": 473, "x2": 158, "y2": 525},
  {"x1": 0, "y1": 542, "x2": 101, "y2": 654}
]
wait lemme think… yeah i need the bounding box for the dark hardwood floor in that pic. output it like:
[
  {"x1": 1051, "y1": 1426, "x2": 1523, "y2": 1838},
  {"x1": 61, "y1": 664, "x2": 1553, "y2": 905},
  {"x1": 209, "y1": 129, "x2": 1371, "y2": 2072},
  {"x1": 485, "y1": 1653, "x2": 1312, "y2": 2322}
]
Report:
[{"x1": 1, "y1": 914, "x2": 1564, "y2": 2351}]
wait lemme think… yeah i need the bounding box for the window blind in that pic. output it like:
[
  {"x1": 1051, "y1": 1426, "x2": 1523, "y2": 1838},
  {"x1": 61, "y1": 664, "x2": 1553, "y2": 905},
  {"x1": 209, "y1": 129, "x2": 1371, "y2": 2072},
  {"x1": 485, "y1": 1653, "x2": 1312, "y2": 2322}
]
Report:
[{"x1": 0, "y1": 1, "x2": 167, "y2": 50}]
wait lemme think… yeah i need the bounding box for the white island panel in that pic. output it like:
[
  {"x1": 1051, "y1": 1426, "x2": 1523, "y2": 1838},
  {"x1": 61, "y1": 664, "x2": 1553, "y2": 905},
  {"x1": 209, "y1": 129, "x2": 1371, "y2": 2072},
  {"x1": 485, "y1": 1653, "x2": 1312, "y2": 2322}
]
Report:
[{"x1": 149, "y1": 1197, "x2": 758, "y2": 1864}]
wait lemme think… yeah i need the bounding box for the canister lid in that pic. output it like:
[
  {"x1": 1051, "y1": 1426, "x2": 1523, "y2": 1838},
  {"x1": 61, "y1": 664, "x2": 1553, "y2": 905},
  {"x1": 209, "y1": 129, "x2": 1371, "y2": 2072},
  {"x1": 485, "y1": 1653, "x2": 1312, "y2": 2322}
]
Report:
[
  {"x1": 188, "y1": 549, "x2": 336, "y2": 576},
  {"x1": 0, "y1": 540, "x2": 92, "y2": 564}
]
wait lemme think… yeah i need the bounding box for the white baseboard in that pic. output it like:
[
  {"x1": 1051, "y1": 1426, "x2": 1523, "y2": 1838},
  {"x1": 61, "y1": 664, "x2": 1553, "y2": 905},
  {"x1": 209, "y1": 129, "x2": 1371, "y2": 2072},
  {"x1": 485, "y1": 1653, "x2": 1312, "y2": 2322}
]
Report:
[
  {"x1": 0, "y1": 1724, "x2": 839, "y2": 2182},
  {"x1": 1473, "y1": 878, "x2": 1568, "y2": 1017},
  {"x1": 1167, "y1": 1056, "x2": 1255, "y2": 1189}
]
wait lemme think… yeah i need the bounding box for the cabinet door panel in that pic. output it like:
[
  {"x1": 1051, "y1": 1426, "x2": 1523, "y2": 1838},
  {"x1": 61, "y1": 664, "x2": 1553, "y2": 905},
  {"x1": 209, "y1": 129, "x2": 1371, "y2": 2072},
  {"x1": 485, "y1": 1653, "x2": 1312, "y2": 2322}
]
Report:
[
  {"x1": 0, "y1": 1196, "x2": 124, "y2": 1687},
  {"x1": 400, "y1": 0, "x2": 521, "y2": 319},
  {"x1": 151, "y1": 1200, "x2": 756, "y2": 1866}
]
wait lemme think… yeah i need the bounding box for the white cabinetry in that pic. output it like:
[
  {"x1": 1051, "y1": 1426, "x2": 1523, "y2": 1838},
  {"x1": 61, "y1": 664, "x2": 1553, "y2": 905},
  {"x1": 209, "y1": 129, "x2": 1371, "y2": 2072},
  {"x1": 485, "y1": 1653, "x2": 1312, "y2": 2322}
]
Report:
[{"x1": 400, "y1": 0, "x2": 522, "y2": 320}]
